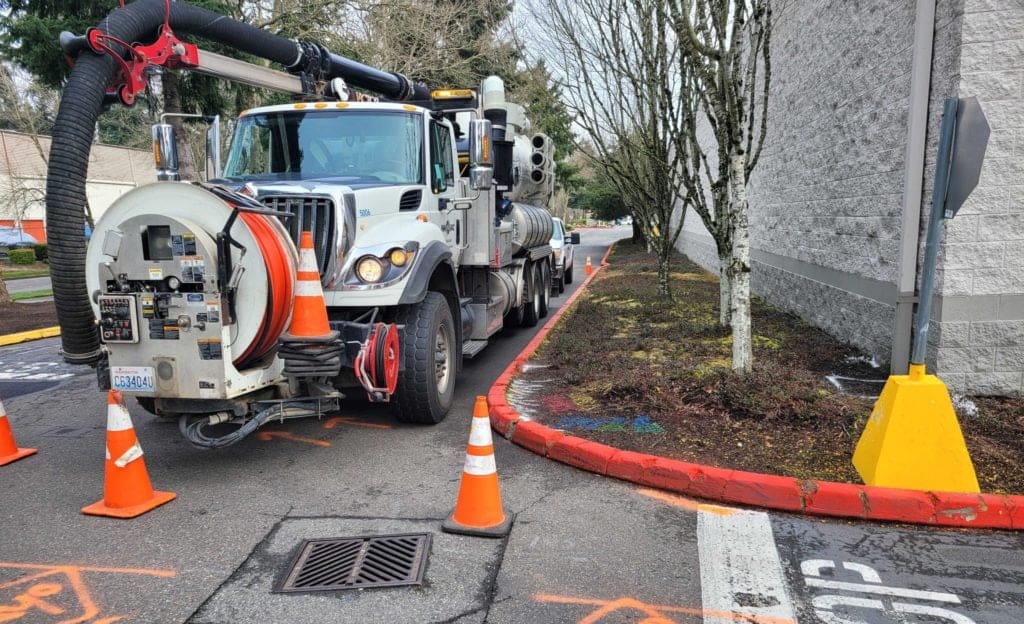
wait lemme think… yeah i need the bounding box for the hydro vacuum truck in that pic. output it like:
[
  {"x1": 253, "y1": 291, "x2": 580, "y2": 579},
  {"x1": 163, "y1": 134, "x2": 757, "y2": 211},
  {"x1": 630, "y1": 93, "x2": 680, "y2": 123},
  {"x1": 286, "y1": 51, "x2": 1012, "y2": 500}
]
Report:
[{"x1": 47, "y1": 0, "x2": 565, "y2": 447}]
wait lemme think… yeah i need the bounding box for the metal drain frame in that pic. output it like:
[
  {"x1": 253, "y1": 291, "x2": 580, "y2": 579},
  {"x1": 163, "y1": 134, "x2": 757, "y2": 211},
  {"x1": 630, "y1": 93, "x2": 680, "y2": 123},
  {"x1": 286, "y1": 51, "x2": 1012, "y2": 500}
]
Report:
[{"x1": 275, "y1": 532, "x2": 432, "y2": 593}]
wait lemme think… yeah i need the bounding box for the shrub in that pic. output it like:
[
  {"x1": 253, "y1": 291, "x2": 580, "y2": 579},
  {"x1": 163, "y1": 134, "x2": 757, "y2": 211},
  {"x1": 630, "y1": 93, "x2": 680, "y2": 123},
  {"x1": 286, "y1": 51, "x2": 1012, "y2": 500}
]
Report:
[
  {"x1": 33, "y1": 243, "x2": 47, "y2": 262},
  {"x1": 9, "y1": 249, "x2": 35, "y2": 264}
]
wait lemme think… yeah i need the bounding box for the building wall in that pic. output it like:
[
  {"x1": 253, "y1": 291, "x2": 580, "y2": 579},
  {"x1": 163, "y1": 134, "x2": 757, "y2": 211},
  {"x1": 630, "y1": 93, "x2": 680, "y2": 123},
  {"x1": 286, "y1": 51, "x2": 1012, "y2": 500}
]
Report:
[
  {"x1": 929, "y1": 0, "x2": 1024, "y2": 393},
  {"x1": 676, "y1": 0, "x2": 925, "y2": 361},
  {"x1": 676, "y1": 0, "x2": 1024, "y2": 395},
  {"x1": 0, "y1": 130, "x2": 156, "y2": 240}
]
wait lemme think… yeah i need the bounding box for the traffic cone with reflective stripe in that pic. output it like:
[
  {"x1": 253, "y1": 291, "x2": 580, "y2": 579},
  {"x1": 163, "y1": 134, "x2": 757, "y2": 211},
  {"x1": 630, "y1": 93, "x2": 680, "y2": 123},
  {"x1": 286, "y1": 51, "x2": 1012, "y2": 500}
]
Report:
[
  {"x1": 283, "y1": 230, "x2": 333, "y2": 340},
  {"x1": 81, "y1": 390, "x2": 175, "y2": 518},
  {"x1": 0, "y1": 394, "x2": 36, "y2": 466},
  {"x1": 584, "y1": 256, "x2": 593, "y2": 275},
  {"x1": 442, "y1": 396, "x2": 512, "y2": 537}
]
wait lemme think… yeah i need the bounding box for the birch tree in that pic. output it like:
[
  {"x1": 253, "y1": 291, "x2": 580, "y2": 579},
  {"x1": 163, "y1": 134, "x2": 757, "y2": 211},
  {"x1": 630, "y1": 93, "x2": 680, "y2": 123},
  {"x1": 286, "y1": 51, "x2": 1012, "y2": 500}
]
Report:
[
  {"x1": 670, "y1": 0, "x2": 774, "y2": 372},
  {"x1": 538, "y1": 0, "x2": 694, "y2": 297}
]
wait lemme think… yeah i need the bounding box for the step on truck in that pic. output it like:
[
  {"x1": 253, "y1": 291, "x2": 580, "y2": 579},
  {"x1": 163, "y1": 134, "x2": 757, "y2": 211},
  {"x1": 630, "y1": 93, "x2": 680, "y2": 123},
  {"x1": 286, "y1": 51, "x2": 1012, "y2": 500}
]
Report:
[{"x1": 47, "y1": 0, "x2": 558, "y2": 446}]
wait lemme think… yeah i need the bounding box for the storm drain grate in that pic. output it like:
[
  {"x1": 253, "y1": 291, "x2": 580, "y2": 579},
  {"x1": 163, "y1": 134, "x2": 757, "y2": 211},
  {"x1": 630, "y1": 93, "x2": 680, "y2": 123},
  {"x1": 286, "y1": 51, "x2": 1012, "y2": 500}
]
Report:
[{"x1": 276, "y1": 533, "x2": 431, "y2": 593}]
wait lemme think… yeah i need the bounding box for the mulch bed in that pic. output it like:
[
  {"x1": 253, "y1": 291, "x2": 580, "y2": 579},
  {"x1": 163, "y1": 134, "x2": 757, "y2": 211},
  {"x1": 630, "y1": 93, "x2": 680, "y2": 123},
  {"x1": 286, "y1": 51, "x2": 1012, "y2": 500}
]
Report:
[
  {"x1": 511, "y1": 241, "x2": 1024, "y2": 494},
  {"x1": 0, "y1": 300, "x2": 59, "y2": 335}
]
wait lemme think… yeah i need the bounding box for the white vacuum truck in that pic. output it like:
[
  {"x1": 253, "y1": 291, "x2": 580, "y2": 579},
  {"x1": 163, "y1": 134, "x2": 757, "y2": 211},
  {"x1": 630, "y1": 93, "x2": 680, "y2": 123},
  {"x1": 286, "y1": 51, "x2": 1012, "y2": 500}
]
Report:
[{"x1": 47, "y1": 0, "x2": 558, "y2": 446}]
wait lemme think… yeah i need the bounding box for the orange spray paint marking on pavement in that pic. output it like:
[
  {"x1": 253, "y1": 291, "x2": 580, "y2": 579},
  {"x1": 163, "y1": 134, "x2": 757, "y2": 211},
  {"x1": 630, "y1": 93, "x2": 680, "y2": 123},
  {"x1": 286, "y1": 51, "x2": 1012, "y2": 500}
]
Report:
[
  {"x1": 323, "y1": 417, "x2": 392, "y2": 430},
  {"x1": 534, "y1": 594, "x2": 797, "y2": 624},
  {"x1": 637, "y1": 488, "x2": 737, "y2": 516},
  {"x1": 256, "y1": 430, "x2": 331, "y2": 447},
  {"x1": 0, "y1": 562, "x2": 174, "y2": 624}
]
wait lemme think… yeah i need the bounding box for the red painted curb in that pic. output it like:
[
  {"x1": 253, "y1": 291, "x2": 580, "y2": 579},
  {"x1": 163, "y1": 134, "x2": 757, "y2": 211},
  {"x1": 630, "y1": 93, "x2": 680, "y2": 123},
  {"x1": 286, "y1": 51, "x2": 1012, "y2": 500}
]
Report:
[{"x1": 488, "y1": 240, "x2": 1024, "y2": 530}]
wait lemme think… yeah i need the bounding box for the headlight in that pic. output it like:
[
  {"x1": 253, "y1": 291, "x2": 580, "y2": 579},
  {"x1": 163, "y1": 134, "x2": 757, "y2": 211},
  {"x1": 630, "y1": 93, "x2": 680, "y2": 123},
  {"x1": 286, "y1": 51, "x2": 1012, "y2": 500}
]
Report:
[
  {"x1": 552, "y1": 248, "x2": 562, "y2": 262},
  {"x1": 389, "y1": 248, "x2": 411, "y2": 267},
  {"x1": 355, "y1": 256, "x2": 384, "y2": 283}
]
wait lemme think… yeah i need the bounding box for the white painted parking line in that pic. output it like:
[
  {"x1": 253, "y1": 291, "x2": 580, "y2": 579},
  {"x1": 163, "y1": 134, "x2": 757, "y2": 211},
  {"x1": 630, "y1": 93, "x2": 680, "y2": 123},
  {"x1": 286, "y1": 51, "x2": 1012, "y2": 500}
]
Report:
[
  {"x1": 697, "y1": 508, "x2": 798, "y2": 624},
  {"x1": 804, "y1": 578, "x2": 960, "y2": 603}
]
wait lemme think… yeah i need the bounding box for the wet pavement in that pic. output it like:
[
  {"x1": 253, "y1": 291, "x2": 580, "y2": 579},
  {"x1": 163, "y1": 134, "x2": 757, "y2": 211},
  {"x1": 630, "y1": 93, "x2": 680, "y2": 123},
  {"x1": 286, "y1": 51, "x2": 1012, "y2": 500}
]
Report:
[{"x1": 0, "y1": 226, "x2": 1021, "y2": 624}]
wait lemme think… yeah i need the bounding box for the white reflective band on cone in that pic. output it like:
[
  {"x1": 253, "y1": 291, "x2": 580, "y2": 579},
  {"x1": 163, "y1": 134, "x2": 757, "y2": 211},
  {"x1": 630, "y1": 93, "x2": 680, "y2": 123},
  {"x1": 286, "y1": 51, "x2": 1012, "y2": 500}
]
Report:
[
  {"x1": 0, "y1": 399, "x2": 6, "y2": 417},
  {"x1": 468, "y1": 417, "x2": 493, "y2": 446},
  {"x1": 464, "y1": 453, "x2": 497, "y2": 476},
  {"x1": 107, "y1": 404, "x2": 134, "y2": 432},
  {"x1": 114, "y1": 441, "x2": 144, "y2": 468},
  {"x1": 294, "y1": 280, "x2": 325, "y2": 297},
  {"x1": 299, "y1": 248, "x2": 318, "y2": 272}
]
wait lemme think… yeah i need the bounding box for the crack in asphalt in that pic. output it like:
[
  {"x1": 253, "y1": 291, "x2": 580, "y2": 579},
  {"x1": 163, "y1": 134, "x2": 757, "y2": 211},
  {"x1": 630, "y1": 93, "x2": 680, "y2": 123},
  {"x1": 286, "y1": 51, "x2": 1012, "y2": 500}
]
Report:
[{"x1": 185, "y1": 505, "x2": 295, "y2": 623}]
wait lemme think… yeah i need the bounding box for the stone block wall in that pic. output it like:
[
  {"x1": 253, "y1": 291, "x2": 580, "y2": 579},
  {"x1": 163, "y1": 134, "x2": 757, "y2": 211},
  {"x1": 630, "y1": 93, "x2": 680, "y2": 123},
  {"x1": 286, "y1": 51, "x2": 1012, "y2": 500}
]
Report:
[{"x1": 675, "y1": 0, "x2": 1024, "y2": 394}]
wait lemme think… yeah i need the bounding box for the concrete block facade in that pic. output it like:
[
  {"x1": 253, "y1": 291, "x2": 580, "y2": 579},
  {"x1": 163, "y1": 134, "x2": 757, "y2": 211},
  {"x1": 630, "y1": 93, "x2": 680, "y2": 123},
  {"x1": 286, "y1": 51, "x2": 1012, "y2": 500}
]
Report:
[{"x1": 675, "y1": 0, "x2": 1024, "y2": 394}]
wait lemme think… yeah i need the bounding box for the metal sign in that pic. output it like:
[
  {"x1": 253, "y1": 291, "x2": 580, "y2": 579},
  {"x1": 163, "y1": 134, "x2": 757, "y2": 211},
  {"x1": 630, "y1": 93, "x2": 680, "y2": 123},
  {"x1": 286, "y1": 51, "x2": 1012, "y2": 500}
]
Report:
[{"x1": 943, "y1": 97, "x2": 990, "y2": 218}]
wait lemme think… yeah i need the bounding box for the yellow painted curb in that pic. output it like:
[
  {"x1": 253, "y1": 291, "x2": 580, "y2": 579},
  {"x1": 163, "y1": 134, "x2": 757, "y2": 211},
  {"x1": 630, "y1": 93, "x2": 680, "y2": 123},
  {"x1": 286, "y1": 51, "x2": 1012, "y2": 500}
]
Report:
[{"x1": 0, "y1": 326, "x2": 61, "y2": 347}]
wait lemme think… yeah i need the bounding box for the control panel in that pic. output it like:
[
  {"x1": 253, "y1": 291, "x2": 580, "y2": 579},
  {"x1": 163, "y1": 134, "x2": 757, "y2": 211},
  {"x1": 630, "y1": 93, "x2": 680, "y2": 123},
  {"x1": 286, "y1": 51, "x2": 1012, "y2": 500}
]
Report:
[{"x1": 98, "y1": 294, "x2": 140, "y2": 343}]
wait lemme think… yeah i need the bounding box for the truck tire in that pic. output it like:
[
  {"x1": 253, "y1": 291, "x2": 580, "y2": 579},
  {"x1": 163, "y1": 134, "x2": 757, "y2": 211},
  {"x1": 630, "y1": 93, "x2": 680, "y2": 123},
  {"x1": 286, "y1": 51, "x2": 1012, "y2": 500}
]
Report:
[
  {"x1": 565, "y1": 261, "x2": 574, "y2": 285},
  {"x1": 522, "y1": 262, "x2": 542, "y2": 327},
  {"x1": 539, "y1": 260, "x2": 550, "y2": 318},
  {"x1": 393, "y1": 292, "x2": 455, "y2": 424}
]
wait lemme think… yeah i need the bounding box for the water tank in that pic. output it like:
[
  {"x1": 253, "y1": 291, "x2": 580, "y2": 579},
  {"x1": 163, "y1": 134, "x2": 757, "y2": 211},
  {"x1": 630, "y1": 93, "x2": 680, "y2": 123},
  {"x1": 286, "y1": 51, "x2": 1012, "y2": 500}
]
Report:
[{"x1": 509, "y1": 202, "x2": 554, "y2": 255}]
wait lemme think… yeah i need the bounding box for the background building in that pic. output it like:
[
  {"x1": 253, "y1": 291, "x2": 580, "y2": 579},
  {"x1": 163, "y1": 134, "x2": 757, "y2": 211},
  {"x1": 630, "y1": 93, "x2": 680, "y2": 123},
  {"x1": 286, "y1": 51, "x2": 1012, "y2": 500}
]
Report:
[
  {"x1": 0, "y1": 129, "x2": 155, "y2": 242},
  {"x1": 675, "y1": 0, "x2": 1024, "y2": 395}
]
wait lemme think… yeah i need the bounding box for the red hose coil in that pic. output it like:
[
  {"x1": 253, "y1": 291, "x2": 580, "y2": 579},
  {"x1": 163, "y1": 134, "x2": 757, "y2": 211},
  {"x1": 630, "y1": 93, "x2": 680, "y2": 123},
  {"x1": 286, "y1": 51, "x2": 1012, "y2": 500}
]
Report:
[{"x1": 233, "y1": 212, "x2": 295, "y2": 367}]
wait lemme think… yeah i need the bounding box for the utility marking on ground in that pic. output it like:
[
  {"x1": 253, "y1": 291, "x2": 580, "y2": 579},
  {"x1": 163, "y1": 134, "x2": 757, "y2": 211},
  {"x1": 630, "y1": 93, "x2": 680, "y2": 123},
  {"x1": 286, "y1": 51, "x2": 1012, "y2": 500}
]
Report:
[
  {"x1": 0, "y1": 562, "x2": 174, "y2": 624},
  {"x1": 256, "y1": 430, "x2": 331, "y2": 447},
  {"x1": 0, "y1": 361, "x2": 77, "y2": 381},
  {"x1": 322, "y1": 417, "x2": 392, "y2": 430},
  {"x1": 799, "y1": 559, "x2": 975, "y2": 623},
  {"x1": 637, "y1": 488, "x2": 736, "y2": 516},
  {"x1": 697, "y1": 507, "x2": 797, "y2": 624},
  {"x1": 534, "y1": 593, "x2": 796, "y2": 624}
]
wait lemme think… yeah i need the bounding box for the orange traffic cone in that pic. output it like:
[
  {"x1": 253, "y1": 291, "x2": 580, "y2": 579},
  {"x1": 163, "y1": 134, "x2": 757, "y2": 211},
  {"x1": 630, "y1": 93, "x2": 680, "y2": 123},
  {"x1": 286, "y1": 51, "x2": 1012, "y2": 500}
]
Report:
[
  {"x1": 81, "y1": 390, "x2": 176, "y2": 519},
  {"x1": 283, "y1": 231, "x2": 333, "y2": 340},
  {"x1": 442, "y1": 396, "x2": 512, "y2": 537},
  {"x1": 0, "y1": 394, "x2": 36, "y2": 466},
  {"x1": 584, "y1": 256, "x2": 593, "y2": 275}
]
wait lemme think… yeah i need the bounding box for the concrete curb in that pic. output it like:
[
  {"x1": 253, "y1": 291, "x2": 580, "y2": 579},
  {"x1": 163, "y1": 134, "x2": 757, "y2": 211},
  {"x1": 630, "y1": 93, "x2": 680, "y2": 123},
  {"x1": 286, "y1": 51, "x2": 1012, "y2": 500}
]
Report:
[
  {"x1": 488, "y1": 243, "x2": 1024, "y2": 530},
  {"x1": 0, "y1": 326, "x2": 60, "y2": 347}
]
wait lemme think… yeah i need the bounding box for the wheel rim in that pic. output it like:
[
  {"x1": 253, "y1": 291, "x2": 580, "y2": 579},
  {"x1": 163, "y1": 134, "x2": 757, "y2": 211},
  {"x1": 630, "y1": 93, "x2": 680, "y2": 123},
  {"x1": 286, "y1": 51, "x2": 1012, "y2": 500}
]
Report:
[{"x1": 434, "y1": 322, "x2": 452, "y2": 393}]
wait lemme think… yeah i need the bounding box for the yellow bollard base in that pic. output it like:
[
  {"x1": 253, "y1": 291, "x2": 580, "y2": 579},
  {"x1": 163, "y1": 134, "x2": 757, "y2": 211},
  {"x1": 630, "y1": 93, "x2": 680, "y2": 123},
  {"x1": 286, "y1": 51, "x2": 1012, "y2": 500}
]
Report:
[{"x1": 853, "y1": 365, "x2": 980, "y2": 493}]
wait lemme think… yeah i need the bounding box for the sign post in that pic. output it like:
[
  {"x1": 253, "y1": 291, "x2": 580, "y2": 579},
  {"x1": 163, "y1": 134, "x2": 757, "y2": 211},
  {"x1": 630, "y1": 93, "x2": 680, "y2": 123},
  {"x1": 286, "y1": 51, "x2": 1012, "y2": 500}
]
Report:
[{"x1": 853, "y1": 97, "x2": 989, "y2": 493}]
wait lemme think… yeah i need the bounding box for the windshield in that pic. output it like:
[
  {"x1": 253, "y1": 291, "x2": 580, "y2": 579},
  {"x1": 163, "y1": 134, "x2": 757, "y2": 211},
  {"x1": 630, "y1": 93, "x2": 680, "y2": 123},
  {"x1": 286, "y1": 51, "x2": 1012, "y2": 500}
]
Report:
[{"x1": 223, "y1": 110, "x2": 424, "y2": 184}]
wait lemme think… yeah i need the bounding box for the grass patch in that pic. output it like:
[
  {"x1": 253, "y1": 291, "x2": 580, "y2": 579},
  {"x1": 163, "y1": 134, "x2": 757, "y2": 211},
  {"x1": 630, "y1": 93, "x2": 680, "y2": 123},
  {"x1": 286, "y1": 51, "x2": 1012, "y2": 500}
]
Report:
[
  {"x1": 11, "y1": 288, "x2": 52, "y2": 301},
  {"x1": 1, "y1": 264, "x2": 50, "y2": 280},
  {"x1": 514, "y1": 240, "x2": 1024, "y2": 493}
]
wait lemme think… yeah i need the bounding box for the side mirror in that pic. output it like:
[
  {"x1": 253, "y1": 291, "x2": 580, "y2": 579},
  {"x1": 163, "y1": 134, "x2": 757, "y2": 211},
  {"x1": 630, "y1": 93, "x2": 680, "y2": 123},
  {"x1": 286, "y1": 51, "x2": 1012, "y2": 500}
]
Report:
[
  {"x1": 468, "y1": 118, "x2": 494, "y2": 191},
  {"x1": 205, "y1": 115, "x2": 221, "y2": 179},
  {"x1": 570, "y1": 232, "x2": 580, "y2": 245},
  {"x1": 152, "y1": 123, "x2": 180, "y2": 181}
]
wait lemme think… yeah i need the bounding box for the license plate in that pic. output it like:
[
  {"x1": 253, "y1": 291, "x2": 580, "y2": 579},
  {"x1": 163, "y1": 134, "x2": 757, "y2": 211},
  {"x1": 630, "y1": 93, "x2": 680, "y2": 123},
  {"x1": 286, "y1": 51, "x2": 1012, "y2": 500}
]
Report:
[{"x1": 110, "y1": 366, "x2": 155, "y2": 392}]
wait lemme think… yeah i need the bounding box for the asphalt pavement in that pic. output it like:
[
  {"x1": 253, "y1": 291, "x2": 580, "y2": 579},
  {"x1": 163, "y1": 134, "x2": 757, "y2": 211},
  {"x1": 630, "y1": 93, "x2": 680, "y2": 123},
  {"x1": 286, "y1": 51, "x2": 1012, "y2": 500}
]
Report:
[
  {"x1": 0, "y1": 226, "x2": 1022, "y2": 624},
  {"x1": 4, "y1": 276, "x2": 51, "y2": 295}
]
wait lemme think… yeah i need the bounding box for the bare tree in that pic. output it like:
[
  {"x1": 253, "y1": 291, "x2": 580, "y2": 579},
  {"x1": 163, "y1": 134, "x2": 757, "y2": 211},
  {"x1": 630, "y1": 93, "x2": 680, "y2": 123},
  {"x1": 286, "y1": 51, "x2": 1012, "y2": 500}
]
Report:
[
  {"x1": 538, "y1": 0, "x2": 695, "y2": 296},
  {"x1": 669, "y1": 0, "x2": 774, "y2": 372}
]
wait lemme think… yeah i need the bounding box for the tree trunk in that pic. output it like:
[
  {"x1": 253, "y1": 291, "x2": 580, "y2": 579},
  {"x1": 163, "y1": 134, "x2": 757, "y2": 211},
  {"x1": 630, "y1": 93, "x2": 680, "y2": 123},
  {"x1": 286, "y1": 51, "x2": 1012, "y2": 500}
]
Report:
[
  {"x1": 632, "y1": 219, "x2": 645, "y2": 245},
  {"x1": 728, "y1": 153, "x2": 752, "y2": 373},
  {"x1": 0, "y1": 276, "x2": 11, "y2": 305},
  {"x1": 162, "y1": 72, "x2": 197, "y2": 180},
  {"x1": 718, "y1": 250, "x2": 731, "y2": 327},
  {"x1": 657, "y1": 244, "x2": 671, "y2": 298}
]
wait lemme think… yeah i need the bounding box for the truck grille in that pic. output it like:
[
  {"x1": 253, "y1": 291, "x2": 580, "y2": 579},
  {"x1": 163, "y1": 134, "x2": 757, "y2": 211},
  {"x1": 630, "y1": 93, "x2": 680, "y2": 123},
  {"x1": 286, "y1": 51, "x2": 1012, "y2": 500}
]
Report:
[{"x1": 262, "y1": 195, "x2": 336, "y2": 276}]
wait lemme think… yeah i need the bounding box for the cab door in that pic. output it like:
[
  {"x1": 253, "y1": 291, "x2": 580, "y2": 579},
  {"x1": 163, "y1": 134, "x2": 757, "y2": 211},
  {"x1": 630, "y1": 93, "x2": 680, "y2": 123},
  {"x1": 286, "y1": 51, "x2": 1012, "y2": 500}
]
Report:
[{"x1": 429, "y1": 120, "x2": 462, "y2": 258}]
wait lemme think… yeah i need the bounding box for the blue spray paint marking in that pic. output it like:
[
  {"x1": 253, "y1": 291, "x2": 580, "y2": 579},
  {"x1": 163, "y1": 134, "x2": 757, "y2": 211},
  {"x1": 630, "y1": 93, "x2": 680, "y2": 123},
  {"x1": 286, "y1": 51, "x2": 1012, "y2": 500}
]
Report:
[{"x1": 555, "y1": 414, "x2": 665, "y2": 434}]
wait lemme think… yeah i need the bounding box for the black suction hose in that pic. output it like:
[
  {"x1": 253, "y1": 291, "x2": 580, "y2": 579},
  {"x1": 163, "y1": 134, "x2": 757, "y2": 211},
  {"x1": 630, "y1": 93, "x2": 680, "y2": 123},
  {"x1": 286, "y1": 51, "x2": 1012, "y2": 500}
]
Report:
[{"x1": 47, "y1": 0, "x2": 426, "y2": 364}]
